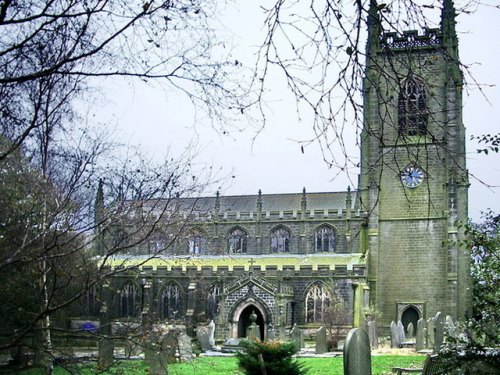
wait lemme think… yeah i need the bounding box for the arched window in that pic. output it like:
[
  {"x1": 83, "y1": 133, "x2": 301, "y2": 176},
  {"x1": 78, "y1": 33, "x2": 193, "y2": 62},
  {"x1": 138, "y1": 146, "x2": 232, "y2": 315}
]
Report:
[
  {"x1": 398, "y1": 75, "x2": 428, "y2": 136},
  {"x1": 271, "y1": 227, "x2": 290, "y2": 253},
  {"x1": 188, "y1": 230, "x2": 206, "y2": 255},
  {"x1": 228, "y1": 227, "x2": 247, "y2": 253},
  {"x1": 206, "y1": 284, "x2": 222, "y2": 321},
  {"x1": 160, "y1": 284, "x2": 183, "y2": 320},
  {"x1": 81, "y1": 284, "x2": 100, "y2": 317},
  {"x1": 305, "y1": 284, "x2": 332, "y2": 323},
  {"x1": 314, "y1": 225, "x2": 336, "y2": 252},
  {"x1": 119, "y1": 282, "x2": 140, "y2": 318}
]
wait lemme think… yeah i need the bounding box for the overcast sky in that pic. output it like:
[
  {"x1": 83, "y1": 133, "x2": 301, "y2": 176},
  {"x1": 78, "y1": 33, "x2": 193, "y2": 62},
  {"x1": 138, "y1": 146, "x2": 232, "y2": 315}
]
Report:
[{"x1": 94, "y1": 1, "x2": 499, "y2": 222}]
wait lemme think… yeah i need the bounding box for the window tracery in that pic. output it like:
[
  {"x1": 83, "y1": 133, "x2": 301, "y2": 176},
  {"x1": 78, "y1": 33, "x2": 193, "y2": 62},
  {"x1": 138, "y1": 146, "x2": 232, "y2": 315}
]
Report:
[
  {"x1": 160, "y1": 284, "x2": 183, "y2": 320},
  {"x1": 398, "y1": 75, "x2": 428, "y2": 136},
  {"x1": 314, "y1": 225, "x2": 336, "y2": 252},
  {"x1": 305, "y1": 284, "x2": 332, "y2": 323},
  {"x1": 271, "y1": 226, "x2": 290, "y2": 253},
  {"x1": 228, "y1": 227, "x2": 247, "y2": 253},
  {"x1": 119, "y1": 282, "x2": 140, "y2": 318},
  {"x1": 206, "y1": 284, "x2": 222, "y2": 320},
  {"x1": 188, "y1": 230, "x2": 206, "y2": 254}
]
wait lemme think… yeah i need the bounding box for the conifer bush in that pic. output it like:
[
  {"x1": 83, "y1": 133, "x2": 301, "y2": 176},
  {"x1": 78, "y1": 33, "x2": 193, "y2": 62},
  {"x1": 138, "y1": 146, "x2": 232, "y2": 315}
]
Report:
[{"x1": 236, "y1": 339, "x2": 308, "y2": 375}]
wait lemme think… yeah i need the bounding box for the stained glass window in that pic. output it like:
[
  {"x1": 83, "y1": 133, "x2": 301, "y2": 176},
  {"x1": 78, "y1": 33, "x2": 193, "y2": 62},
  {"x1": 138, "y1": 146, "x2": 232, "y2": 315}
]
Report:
[{"x1": 120, "y1": 282, "x2": 140, "y2": 318}]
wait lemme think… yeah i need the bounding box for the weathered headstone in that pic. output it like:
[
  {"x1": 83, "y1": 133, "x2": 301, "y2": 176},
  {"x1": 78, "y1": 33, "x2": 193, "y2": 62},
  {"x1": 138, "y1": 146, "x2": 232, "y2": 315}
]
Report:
[
  {"x1": 426, "y1": 318, "x2": 435, "y2": 349},
  {"x1": 266, "y1": 323, "x2": 275, "y2": 341},
  {"x1": 397, "y1": 320, "x2": 406, "y2": 343},
  {"x1": 144, "y1": 328, "x2": 168, "y2": 375},
  {"x1": 208, "y1": 320, "x2": 216, "y2": 347},
  {"x1": 246, "y1": 310, "x2": 261, "y2": 340},
  {"x1": 433, "y1": 312, "x2": 445, "y2": 351},
  {"x1": 445, "y1": 315, "x2": 456, "y2": 339},
  {"x1": 343, "y1": 328, "x2": 372, "y2": 375},
  {"x1": 290, "y1": 324, "x2": 304, "y2": 349},
  {"x1": 178, "y1": 332, "x2": 193, "y2": 361},
  {"x1": 390, "y1": 321, "x2": 401, "y2": 348},
  {"x1": 407, "y1": 322, "x2": 414, "y2": 338},
  {"x1": 98, "y1": 301, "x2": 114, "y2": 369},
  {"x1": 366, "y1": 320, "x2": 378, "y2": 349},
  {"x1": 416, "y1": 318, "x2": 426, "y2": 351},
  {"x1": 196, "y1": 326, "x2": 212, "y2": 351},
  {"x1": 163, "y1": 329, "x2": 179, "y2": 364},
  {"x1": 315, "y1": 326, "x2": 327, "y2": 354}
]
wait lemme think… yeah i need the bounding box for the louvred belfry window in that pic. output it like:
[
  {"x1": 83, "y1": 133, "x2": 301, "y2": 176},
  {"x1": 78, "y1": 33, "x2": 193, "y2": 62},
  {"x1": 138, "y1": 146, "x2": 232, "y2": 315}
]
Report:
[{"x1": 398, "y1": 75, "x2": 428, "y2": 136}]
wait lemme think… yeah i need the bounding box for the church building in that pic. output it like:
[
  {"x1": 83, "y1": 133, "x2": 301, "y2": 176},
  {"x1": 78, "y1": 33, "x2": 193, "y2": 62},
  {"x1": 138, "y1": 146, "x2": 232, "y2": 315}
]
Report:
[{"x1": 84, "y1": 0, "x2": 470, "y2": 342}]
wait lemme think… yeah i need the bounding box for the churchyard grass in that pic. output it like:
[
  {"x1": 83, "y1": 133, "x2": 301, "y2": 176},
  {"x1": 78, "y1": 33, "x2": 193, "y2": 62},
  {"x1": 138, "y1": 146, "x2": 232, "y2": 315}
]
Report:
[{"x1": 3, "y1": 354, "x2": 425, "y2": 374}]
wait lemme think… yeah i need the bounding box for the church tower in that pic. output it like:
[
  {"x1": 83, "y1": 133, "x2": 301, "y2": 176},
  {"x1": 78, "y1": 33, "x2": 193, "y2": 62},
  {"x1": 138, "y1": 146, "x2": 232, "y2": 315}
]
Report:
[{"x1": 360, "y1": 0, "x2": 470, "y2": 329}]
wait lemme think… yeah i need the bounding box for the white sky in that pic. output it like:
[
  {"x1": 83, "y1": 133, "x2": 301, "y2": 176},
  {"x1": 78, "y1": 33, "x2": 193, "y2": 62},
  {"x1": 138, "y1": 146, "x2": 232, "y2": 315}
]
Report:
[{"x1": 94, "y1": 2, "x2": 500, "y2": 223}]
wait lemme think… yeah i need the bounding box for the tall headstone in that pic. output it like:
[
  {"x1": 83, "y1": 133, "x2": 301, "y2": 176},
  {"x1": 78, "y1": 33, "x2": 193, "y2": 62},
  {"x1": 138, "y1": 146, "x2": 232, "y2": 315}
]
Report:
[
  {"x1": 290, "y1": 324, "x2": 304, "y2": 349},
  {"x1": 445, "y1": 315, "x2": 456, "y2": 339},
  {"x1": 390, "y1": 321, "x2": 401, "y2": 348},
  {"x1": 433, "y1": 312, "x2": 445, "y2": 351},
  {"x1": 315, "y1": 326, "x2": 327, "y2": 354},
  {"x1": 407, "y1": 322, "x2": 414, "y2": 338},
  {"x1": 343, "y1": 328, "x2": 372, "y2": 375},
  {"x1": 208, "y1": 320, "x2": 216, "y2": 347},
  {"x1": 246, "y1": 310, "x2": 261, "y2": 340},
  {"x1": 144, "y1": 328, "x2": 168, "y2": 375},
  {"x1": 367, "y1": 320, "x2": 378, "y2": 349},
  {"x1": 426, "y1": 318, "x2": 435, "y2": 349},
  {"x1": 416, "y1": 318, "x2": 426, "y2": 351},
  {"x1": 397, "y1": 320, "x2": 406, "y2": 343},
  {"x1": 98, "y1": 283, "x2": 113, "y2": 369}
]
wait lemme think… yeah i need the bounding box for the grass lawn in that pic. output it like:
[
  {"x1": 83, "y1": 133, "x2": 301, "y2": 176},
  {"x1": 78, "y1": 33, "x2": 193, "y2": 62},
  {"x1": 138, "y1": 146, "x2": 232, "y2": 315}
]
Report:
[{"x1": 2, "y1": 354, "x2": 425, "y2": 374}]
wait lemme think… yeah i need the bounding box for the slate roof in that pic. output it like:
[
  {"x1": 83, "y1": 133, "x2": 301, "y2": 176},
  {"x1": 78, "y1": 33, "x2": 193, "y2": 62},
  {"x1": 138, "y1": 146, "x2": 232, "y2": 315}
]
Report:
[{"x1": 178, "y1": 190, "x2": 358, "y2": 213}]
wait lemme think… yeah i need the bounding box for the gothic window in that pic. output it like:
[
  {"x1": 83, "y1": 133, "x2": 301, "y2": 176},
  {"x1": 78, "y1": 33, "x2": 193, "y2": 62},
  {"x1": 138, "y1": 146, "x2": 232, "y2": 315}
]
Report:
[
  {"x1": 81, "y1": 284, "x2": 100, "y2": 317},
  {"x1": 188, "y1": 230, "x2": 206, "y2": 254},
  {"x1": 271, "y1": 226, "x2": 291, "y2": 253},
  {"x1": 228, "y1": 227, "x2": 247, "y2": 253},
  {"x1": 305, "y1": 284, "x2": 332, "y2": 323},
  {"x1": 398, "y1": 75, "x2": 428, "y2": 136},
  {"x1": 206, "y1": 284, "x2": 222, "y2": 321},
  {"x1": 160, "y1": 284, "x2": 183, "y2": 320},
  {"x1": 119, "y1": 282, "x2": 140, "y2": 318},
  {"x1": 314, "y1": 225, "x2": 336, "y2": 252}
]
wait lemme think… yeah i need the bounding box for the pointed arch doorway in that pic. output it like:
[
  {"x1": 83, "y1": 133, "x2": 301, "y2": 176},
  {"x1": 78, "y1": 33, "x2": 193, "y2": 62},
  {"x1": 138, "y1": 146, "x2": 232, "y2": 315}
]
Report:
[{"x1": 230, "y1": 299, "x2": 270, "y2": 341}]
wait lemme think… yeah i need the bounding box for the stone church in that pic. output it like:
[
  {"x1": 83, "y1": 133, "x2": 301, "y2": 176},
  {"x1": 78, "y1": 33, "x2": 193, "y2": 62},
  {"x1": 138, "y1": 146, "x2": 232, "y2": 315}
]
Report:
[{"x1": 81, "y1": 0, "x2": 470, "y2": 342}]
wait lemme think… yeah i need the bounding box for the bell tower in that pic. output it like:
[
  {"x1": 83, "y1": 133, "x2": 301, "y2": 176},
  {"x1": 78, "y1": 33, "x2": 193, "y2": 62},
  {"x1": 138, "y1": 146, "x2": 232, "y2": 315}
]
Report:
[{"x1": 360, "y1": 0, "x2": 470, "y2": 327}]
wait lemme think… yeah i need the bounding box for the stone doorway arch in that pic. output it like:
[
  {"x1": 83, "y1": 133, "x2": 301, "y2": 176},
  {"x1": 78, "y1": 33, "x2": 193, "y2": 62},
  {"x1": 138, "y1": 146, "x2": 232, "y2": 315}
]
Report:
[{"x1": 230, "y1": 298, "x2": 270, "y2": 340}]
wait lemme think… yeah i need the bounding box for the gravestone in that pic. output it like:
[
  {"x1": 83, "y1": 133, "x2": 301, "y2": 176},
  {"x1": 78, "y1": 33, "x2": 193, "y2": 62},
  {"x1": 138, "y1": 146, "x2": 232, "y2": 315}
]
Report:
[
  {"x1": 178, "y1": 332, "x2": 193, "y2": 361},
  {"x1": 267, "y1": 324, "x2": 275, "y2": 341},
  {"x1": 433, "y1": 312, "x2": 445, "y2": 351},
  {"x1": 163, "y1": 329, "x2": 179, "y2": 364},
  {"x1": 390, "y1": 321, "x2": 401, "y2": 348},
  {"x1": 246, "y1": 310, "x2": 261, "y2": 340},
  {"x1": 416, "y1": 318, "x2": 426, "y2": 351},
  {"x1": 196, "y1": 326, "x2": 212, "y2": 351},
  {"x1": 208, "y1": 320, "x2": 216, "y2": 347},
  {"x1": 290, "y1": 324, "x2": 304, "y2": 349},
  {"x1": 426, "y1": 318, "x2": 435, "y2": 349},
  {"x1": 315, "y1": 326, "x2": 327, "y2": 354},
  {"x1": 98, "y1": 302, "x2": 113, "y2": 369},
  {"x1": 397, "y1": 320, "x2": 406, "y2": 343},
  {"x1": 366, "y1": 320, "x2": 378, "y2": 349},
  {"x1": 445, "y1": 315, "x2": 456, "y2": 339},
  {"x1": 144, "y1": 329, "x2": 168, "y2": 375},
  {"x1": 343, "y1": 328, "x2": 372, "y2": 375},
  {"x1": 407, "y1": 322, "x2": 414, "y2": 339}
]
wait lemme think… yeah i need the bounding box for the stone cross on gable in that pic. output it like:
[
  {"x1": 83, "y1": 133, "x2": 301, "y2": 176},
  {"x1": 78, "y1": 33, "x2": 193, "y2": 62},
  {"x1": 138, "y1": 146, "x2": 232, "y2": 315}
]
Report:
[
  {"x1": 249, "y1": 258, "x2": 256, "y2": 268},
  {"x1": 248, "y1": 258, "x2": 256, "y2": 279}
]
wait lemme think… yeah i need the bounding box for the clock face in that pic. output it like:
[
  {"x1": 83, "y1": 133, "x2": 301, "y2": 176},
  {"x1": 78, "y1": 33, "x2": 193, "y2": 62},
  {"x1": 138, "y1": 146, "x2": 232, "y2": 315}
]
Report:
[{"x1": 401, "y1": 165, "x2": 424, "y2": 188}]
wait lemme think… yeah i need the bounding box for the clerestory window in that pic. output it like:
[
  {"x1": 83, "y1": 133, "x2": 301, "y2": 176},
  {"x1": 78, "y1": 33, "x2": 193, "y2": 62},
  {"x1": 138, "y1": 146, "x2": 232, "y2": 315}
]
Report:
[
  {"x1": 271, "y1": 226, "x2": 291, "y2": 253},
  {"x1": 228, "y1": 227, "x2": 247, "y2": 253},
  {"x1": 314, "y1": 225, "x2": 336, "y2": 252}
]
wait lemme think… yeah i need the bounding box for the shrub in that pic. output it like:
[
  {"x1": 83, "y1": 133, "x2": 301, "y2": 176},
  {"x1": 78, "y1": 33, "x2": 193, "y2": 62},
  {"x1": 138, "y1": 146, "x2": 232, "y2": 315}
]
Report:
[{"x1": 236, "y1": 339, "x2": 307, "y2": 375}]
